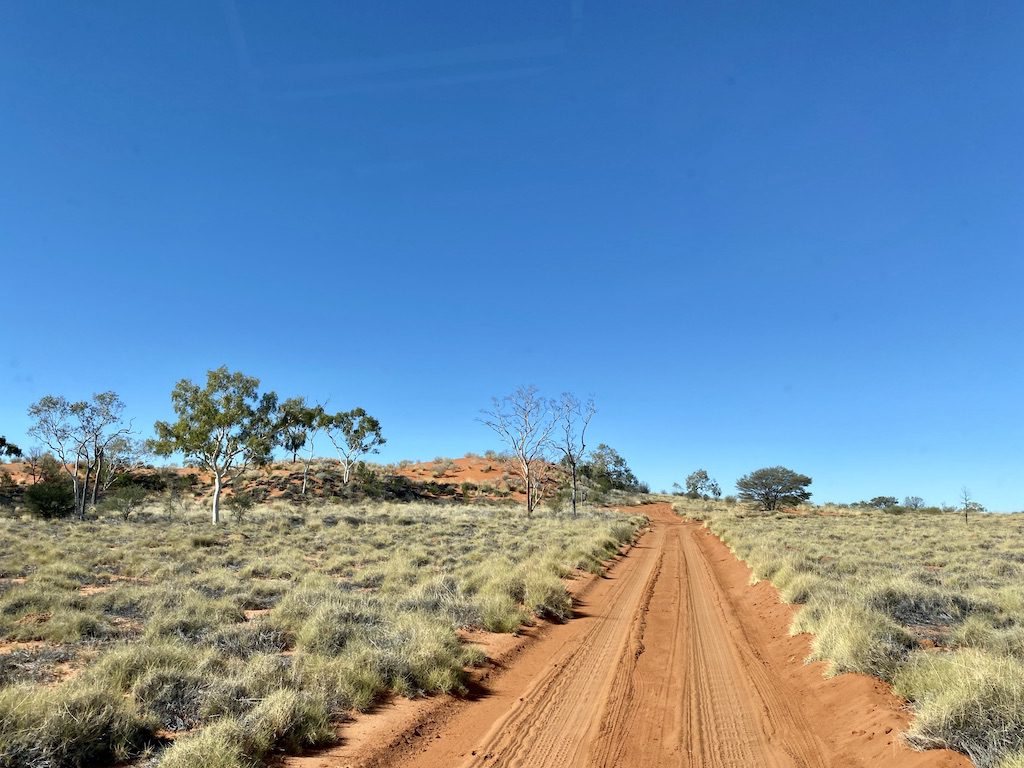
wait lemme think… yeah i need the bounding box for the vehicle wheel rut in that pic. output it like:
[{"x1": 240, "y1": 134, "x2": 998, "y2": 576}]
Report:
[{"x1": 332, "y1": 503, "x2": 970, "y2": 768}]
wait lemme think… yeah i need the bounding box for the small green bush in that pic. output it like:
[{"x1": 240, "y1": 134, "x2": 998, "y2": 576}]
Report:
[{"x1": 23, "y1": 480, "x2": 75, "y2": 519}]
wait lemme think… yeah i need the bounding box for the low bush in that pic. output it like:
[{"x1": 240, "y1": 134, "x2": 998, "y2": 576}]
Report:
[{"x1": 23, "y1": 480, "x2": 75, "y2": 519}]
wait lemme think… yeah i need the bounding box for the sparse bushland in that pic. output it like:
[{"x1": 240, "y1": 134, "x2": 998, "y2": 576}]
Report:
[
  {"x1": 0, "y1": 499, "x2": 643, "y2": 768},
  {"x1": 674, "y1": 497, "x2": 1024, "y2": 768}
]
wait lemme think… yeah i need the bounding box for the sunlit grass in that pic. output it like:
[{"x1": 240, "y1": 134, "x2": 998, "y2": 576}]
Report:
[
  {"x1": 0, "y1": 500, "x2": 643, "y2": 767},
  {"x1": 675, "y1": 498, "x2": 1024, "y2": 768}
]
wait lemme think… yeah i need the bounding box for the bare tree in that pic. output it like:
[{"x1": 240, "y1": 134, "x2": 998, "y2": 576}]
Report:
[
  {"x1": 24, "y1": 446, "x2": 44, "y2": 484},
  {"x1": 553, "y1": 393, "x2": 595, "y2": 517},
  {"x1": 480, "y1": 386, "x2": 557, "y2": 515},
  {"x1": 960, "y1": 486, "x2": 985, "y2": 523},
  {"x1": 97, "y1": 436, "x2": 145, "y2": 494}
]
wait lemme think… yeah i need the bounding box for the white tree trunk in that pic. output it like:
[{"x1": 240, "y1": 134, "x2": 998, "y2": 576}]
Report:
[
  {"x1": 570, "y1": 464, "x2": 578, "y2": 518},
  {"x1": 212, "y1": 473, "x2": 222, "y2": 524}
]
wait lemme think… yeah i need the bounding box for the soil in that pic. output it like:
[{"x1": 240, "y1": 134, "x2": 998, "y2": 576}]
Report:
[{"x1": 284, "y1": 503, "x2": 970, "y2": 768}]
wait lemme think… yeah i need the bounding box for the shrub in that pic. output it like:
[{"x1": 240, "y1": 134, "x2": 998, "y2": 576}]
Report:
[
  {"x1": 24, "y1": 480, "x2": 75, "y2": 519},
  {"x1": 101, "y1": 484, "x2": 150, "y2": 521},
  {"x1": 226, "y1": 491, "x2": 256, "y2": 524}
]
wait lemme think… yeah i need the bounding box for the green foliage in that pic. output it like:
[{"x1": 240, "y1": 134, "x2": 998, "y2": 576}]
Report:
[
  {"x1": 865, "y1": 495, "x2": 899, "y2": 509},
  {"x1": 0, "y1": 436, "x2": 21, "y2": 459},
  {"x1": 580, "y1": 443, "x2": 644, "y2": 493},
  {"x1": 323, "y1": 408, "x2": 386, "y2": 484},
  {"x1": 36, "y1": 453, "x2": 65, "y2": 483},
  {"x1": 24, "y1": 479, "x2": 75, "y2": 518},
  {"x1": 277, "y1": 397, "x2": 326, "y2": 463},
  {"x1": 151, "y1": 367, "x2": 278, "y2": 523},
  {"x1": 226, "y1": 491, "x2": 256, "y2": 524},
  {"x1": 151, "y1": 368, "x2": 278, "y2": 469},
  {"x1": 100, "y1": 484, "x2": 150, "y2": 521},
  {"x1": 684, "y1": 469, "x2": 721, "y2": 500},
  {"x1": 735, "y1": 466, "x2": 812, "y2": 510}
]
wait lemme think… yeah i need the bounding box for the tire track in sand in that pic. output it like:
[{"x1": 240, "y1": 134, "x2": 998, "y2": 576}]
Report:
[{"x1": 352, "y1": 503, "x2": 969, "y2": 768}]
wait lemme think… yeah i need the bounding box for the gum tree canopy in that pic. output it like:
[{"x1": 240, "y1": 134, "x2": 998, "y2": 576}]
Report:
[{"x1": 151, "y1": 367, "x2": 278, "y2": 524}]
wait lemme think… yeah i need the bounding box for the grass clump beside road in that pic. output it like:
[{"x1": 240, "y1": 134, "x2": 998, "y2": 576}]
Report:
[
  {"x1": 675, "y1": 498, "x2": 1024, "y2": 768},
  {"x1": 0, "y1": 501, "x2": 643, "y2": 768}
]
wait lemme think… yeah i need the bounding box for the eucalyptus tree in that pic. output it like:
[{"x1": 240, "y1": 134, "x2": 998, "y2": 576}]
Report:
[
  {"x1": 151, "y1": 367, "x2": 279, "y2": 524},
  {"x1": 323, "y1": 408, "x2": 385, "y2": 485},
  {"x1": 278, "y1": 397, "x2": 327, "y2": 495},
  {"x1": 685, "y1": 469, "x2": 721, "y2": 500},
  {"x1": 480, "y1": 386, "x2": 557, "y2": 515},
  {"x1": 553, "y1": 393, "x2": 595, "y2": 517},
  {"x1": 27, "y1": 391, "x2": 133, "y2": 518}
]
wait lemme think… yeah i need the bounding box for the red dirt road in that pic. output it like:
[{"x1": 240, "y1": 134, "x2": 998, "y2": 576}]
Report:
[{"x1": 292, "y1": 503, "x2": 969, "y2": 768}]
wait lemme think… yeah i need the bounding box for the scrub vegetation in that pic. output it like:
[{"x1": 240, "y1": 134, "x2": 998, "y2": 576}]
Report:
[
  {"x1": 0, "y1": 500, "x2": 643, "y2": 768},
  {"x1": 675, "y1": 498, "x2": 1024, "y2": 768}
]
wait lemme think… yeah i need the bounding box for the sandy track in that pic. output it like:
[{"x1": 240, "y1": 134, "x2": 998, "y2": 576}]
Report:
[{"x1": 294, "y1": 503, "x2": 969, "y2": 768}]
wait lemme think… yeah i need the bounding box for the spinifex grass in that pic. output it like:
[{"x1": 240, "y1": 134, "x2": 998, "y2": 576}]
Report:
[
  {"x1": 0, "y1": 500, "x2": 643, "y2": 768},
  {"x1": 674, "y1": 498, "x2": 1024, "y2": 768}
]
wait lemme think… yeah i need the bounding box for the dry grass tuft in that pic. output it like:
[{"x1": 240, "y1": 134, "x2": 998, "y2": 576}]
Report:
[{"x1": 673, "y1": 496, "x2": 1024, "y2": 767}]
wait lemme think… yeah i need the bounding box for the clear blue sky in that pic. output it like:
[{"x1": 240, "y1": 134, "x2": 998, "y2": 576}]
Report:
[{"x1": 2, "y1": 2, "x2": 1022, "y2": 509}]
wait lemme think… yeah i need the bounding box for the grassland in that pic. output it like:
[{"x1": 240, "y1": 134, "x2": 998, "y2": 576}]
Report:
[
  {"x1": 0, "y1": 500, "x2": 643, "y2": 768},
  {"x1": 674, "y1": 498, "x2": 1024, "y2": 768}
]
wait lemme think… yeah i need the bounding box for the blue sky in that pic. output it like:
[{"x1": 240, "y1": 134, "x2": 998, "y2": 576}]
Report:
[{"x1": 2, "y1": 2, "x2": 1022, "y2": 509}]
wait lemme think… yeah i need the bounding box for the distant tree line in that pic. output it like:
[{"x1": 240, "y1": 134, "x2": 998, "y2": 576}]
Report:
[
  {"x1": 673, "y1": 465, "x2": 987, "y2": 518},
  {"x1": 150, "y1": 366, "x2": 385, "y2": 524},
  {"x1": 11, "y1": 366, "x2": 386, "y2": 525}
]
